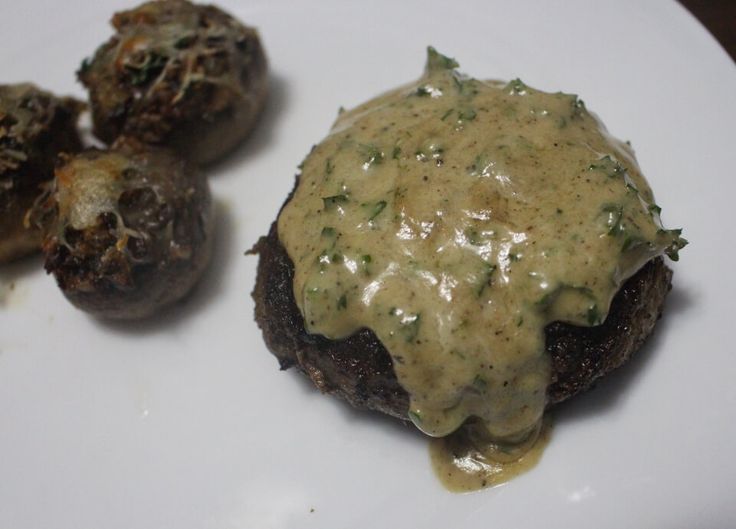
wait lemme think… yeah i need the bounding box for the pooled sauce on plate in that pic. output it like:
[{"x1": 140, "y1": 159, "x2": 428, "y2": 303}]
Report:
[
  {"x1": 430, "y1": 417, "x2": 551, "y2": 492},
  {"x1": 278, "y1": 48, "x2": 685, "y2": 490}
]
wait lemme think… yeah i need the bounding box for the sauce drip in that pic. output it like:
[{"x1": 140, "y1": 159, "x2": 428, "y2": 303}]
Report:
[
  {"x1": 278, "y1": 48, "x2": 685, "y2": 488},
  {"x1": 430, "y1": 417, "x2": 551, "y2": 492}
]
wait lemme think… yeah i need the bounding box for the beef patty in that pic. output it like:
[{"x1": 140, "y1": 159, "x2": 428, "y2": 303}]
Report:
[{"x1": 251, "y1": 217, "x2": 673, "y2": 422}]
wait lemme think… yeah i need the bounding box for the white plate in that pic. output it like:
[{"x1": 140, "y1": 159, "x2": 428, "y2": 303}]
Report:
[{"x1": 1, "y1": 1, "x2": 734, "y2": 527}]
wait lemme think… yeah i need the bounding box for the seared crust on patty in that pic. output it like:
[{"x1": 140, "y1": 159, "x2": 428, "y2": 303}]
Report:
[{"x1": 252, "y1": 220, "x2": 673, "y2": 421}]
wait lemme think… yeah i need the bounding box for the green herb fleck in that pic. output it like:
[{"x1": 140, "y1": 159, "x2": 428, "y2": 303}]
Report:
[
  {"x1": 661, "y1": 228, "x2": 688, "y2": 261},
  {"x1": 399, "y1": 312, "x2": 422, "y2": 343},
  {"x1": 505, "y1": 78, "x2": 528, "y2": 95},
  {"x1": 426, "y1": 47, "x2": 459, "y2": 71},
  {"x1": 468, "y1": 154, "x2": 491, "y2": 176},
  {"x1": 78, "y1": 57, "x2": 92, "y2": 75},
  {"x1": 476, "y1": 263, "x2": 497, "y2": 297},
  {"x1": 359, "y1": 254, "x2": 372, "y2": 275},
  {"x1": 465, "y1": 228, "x2": 484, "y2": 246},
  {"x1": 621, "y1": 235, "x2": 645, "y2": 253},
  {"x1": 408, "y1": 410, "x2": 423, "y2": 424},
  {"x1": 571, "y1": 96, "x2": 587, "y2": 118},
  {"x1": 321, "y1": 226, "x2": 336, "y2": 238},
  {"x1": 536, "y1": 291, "x2": 555, "y2": 307},
  {"x1": 359, "y1": 144, "x2": 384, "y2": 168},
  {"x1": 322, "y1": 194, "x2": 349, "y2": 211},
  {"x1": 337, "y1": 294, "x2": 347, "y2": 310},
  {"x1": 367, "y1": 200, "x2": 387, "y2": 221},
  {"x1": 325, "y1": 158, "x2": 334, "y2": 175},
  {"x1": 472, "y1": 375, "x2": 488, "y2": 392},
  {"x1": 586, "y1": 304, "x2": 601, "y2": 326},
  {"x1": 588, "y1": 155, "x2": 625, "y2": 178},
  {"x1": 458, "y1": 108, "x2": 477, "y2": 121}
]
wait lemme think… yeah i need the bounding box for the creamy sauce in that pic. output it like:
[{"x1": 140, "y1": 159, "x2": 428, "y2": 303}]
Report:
[
  {"x1": 278, "y1": 48, "x2": 684, "y2": 488},
  {"x1": 430, "y1": 417, "x2": 551, "y2": 492}
]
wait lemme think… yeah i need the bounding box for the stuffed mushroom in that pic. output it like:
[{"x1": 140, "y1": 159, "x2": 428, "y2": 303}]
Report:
[
  {"x1": 0, "y1": 84, "x2": 82, "y2": 263},
  {"x1": 78, "y1": 0, "x2": 268, "y2": 165},
  {"x1": 38, "y1": 139, "x2": 213, "y2": 319}
]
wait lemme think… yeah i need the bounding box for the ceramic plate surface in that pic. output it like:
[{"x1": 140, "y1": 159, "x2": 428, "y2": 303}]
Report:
[{"x1": 1, "y1": 1, "x2": 734, "y2": 527}]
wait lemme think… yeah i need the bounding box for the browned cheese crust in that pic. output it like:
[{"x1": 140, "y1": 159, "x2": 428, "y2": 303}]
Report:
[
  {"x1": 38, "y1": 140, "x2": 212, "y2": 319},
  {"x1": 0, "y1": 84, "x2": 82, "y2": 263},
  {"x1": 252, "y1": 219, "x2": 673, "y2": 421},
  {"x1": 78, "y1": 0, "x2": 268, "y2": 165}
]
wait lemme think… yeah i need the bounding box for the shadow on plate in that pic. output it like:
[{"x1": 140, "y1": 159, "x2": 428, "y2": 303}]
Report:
[
  {"x1": 553, "y1": 284, "x2": 696, "y2": 424},
  {"x1": 281, "y1": 365, "x2": 426, "y2": 443},
  {"x1": 0, "y1": 252, "x2": 43, "y2": 281},
  {"x1": 207, "y1": 71, "x2": 290, "y2": 178},
  {"x1": 0, "y1": 253, "x2": 44, "y2": 306}
]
